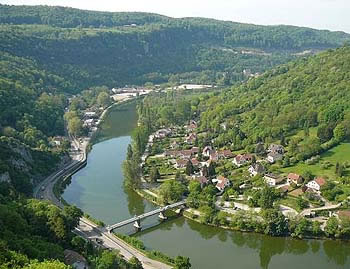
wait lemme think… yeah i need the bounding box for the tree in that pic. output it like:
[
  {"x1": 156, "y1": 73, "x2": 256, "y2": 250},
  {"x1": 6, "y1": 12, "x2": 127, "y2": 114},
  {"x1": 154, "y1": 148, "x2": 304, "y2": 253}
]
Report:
[
  {"x1": 258, "y1": 187, "x2": 278, "y2": 209},
  {"x1": 292, "y1": 218, "x2": 311, "y2": 238},
  {"x1": 262, "y1": 208, "x2": 288, "y2": 236},
  {"x1": 67, "y1": 117, "x2": 83, "y2": 136},
  {"x1": 317, "y1": 124, "x2": 333, "y2": 143},
  {"x1": 159, "y1": 180, "x2": 185, "y2": 204},
  {"x1": 129, "y1": 256, "x2": 143, "y2": 269},
  {"x1": 22, "y1": 260, "x2": 70, "y2": 269},
  {"x1": 208, "y1": 162, "x2": 216, "y2": 177},
  {"x1": 312, "y1": 221, "x2": 322, "y2": 236},
  {"x1": 185, "y1": 160, "x2": 194, "y2": 176},
  {"x1": 325, "y1": 216, "x2": 339, "y2": 237},
  {"x1": 97, "y1": 92, "x2": 111, "y2": 108},
  {"x1": 127, "y1": 144, "x2": 133, "y2": 160},
  {"x1": 188, "y1": 180, "x2": 201, "y2": 193},
  {"x1": 96, "y1": 250, "x2": 120, "y2": 269},
  {"x1": 149, "y1": 167, "x2": 161, "y2": 182},
  {"x1": 296, "y1": 197, "x2": 308, "y2": 210},
  {"x1": 333, "y1": 123, "x2": 347, "y2": 141},
  {"x1": 175, "y1": 256, "x2": 191, "y2": 269}
]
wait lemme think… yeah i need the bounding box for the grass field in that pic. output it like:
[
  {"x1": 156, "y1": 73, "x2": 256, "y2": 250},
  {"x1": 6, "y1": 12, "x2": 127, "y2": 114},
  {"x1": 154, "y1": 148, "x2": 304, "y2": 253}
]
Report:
[{"x1": 281, "y1": 142, "x2": 350, "y2": 179}]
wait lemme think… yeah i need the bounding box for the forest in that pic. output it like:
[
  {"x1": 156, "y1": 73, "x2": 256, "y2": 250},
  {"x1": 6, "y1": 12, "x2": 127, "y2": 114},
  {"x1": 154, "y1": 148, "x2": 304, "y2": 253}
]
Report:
[{"x1": 0, "y1": 5, "x2": 350, "y2": 89}]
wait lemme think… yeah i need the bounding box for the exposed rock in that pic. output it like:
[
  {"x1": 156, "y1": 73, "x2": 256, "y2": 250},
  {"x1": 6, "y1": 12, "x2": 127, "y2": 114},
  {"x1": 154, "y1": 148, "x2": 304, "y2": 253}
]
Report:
[{"x1": 0, "y1": 172, "x2": 10, "y2": 183}]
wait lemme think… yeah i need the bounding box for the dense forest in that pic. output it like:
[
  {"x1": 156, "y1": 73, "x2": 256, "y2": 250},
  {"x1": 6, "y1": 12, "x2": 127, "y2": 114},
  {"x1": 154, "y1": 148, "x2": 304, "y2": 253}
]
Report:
[
  {"x1": 1, "y1": 5, "x2": 350, "y2": 89},
  {"x1": 198, "y1": 46, "x2": 350, "y2": 160}
]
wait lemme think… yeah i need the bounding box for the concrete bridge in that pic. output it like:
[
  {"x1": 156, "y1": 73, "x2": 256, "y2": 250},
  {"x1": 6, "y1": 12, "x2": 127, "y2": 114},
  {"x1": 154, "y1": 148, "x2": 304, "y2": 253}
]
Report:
[{"x1": 107, "y1": 201, "x2": 186, "y2": 232}]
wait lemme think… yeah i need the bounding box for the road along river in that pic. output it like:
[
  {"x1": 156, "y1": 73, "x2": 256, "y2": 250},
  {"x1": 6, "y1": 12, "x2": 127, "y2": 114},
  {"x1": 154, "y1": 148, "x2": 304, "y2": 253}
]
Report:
[{"x1": 63, "y1": 101, "x2": 350, "y2": 269}]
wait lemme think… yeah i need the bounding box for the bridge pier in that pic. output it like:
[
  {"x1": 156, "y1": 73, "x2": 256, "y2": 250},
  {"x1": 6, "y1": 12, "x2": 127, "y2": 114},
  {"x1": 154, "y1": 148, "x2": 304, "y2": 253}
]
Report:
[
  {"x1": 158, "y1": 210, "x2": 167, "y2": 220},
  {"x1": 133, "y1": 219, "x2": 142, "y2": 231}
]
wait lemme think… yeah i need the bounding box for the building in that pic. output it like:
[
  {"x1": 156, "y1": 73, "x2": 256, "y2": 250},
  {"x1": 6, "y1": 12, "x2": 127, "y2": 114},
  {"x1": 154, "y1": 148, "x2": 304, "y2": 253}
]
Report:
[
  {"x1": 264, "y1": 173, "x2": 283, "y2": 186},
  {"x1": 84, "y1": 111, "x2": 97, "y2": 118},
  {"x1": 154, "y1": 128, "x2": 171, "y2": 139},
  {"x1": 209, "y1": 152, "x2": 219, "y2": 161},
  {"x1": 267, "y1": 152, "x2": 283, "y2": 163},
  {"x1": 185, "y1": 133, "x2": 197, "y2": 144},
  {"x1": 306, "y1": 177, "x2": 326, "y2": 191},
  {"x1": 248, "y1": 163, "x2": 265, "y2": 176},
  {"x1": 287, "y1": 173, "x2": 303, "y2": 185},
  {"x1": 214, "y1": 175, "x2": 230, "y2": 191},
  {"x1": 218, "y1": 150, "x2": 234, "y2": 159},
  {"x1": 267, "y1": 144, "x2": 284, "y2": 154},
  {"x1": 192, "y1": 176, "x2": 208, "y2": 188},
  {"x1": 232, "y1": 154, "x2": 253, "y2": 167},
  {"x1": 202, "y1": 146, "x2": 214, "y2": 157},
  {"x1": 175, "y1": 159, "x2": 188, "y2": 169}
]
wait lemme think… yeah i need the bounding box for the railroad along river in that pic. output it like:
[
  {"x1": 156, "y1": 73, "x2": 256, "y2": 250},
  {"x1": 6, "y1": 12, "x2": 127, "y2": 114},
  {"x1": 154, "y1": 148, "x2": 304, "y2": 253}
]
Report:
[{"x1": 63, "y1": 101, "x2": 350, "y2": 269}]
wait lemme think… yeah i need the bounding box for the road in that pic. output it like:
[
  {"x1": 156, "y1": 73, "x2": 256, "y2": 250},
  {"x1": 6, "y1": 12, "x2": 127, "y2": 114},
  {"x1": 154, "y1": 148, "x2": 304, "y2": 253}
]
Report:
[{"x1": 33, "y1": 135, "x2": 171, "y2": 269}]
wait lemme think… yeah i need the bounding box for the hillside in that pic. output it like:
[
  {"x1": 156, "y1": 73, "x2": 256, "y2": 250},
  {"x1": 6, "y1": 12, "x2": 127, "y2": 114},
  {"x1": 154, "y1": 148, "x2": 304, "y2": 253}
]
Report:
[
  {"x1": 199, "y1": 46, "x2": 350, "y2": 162},
  {"x1": 1, "y1": 5, "x2": 350, "y2": 89}
]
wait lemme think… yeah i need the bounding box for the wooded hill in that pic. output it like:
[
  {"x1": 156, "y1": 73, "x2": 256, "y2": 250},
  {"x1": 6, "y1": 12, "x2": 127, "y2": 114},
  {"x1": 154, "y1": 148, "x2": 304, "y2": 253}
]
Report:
[
  {"x1": 199, "y1": 46, "x2": 350, "y2": 162},
  {"x1": 1, "y1": 5, "x2": 350, "y2": 89}
]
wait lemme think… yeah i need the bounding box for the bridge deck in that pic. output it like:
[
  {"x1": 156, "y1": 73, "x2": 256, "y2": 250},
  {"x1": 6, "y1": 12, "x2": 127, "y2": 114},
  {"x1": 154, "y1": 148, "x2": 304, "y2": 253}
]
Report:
[{"x1": 108, "y1": 201, "x2": 185, "y2": 231}]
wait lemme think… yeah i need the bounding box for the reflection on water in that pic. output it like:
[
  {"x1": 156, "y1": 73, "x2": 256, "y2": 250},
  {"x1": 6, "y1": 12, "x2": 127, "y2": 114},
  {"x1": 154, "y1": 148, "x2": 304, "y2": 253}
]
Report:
[
  {"x1": 62, "y1": 101, "x2": 350, "y2": 269},
  {"x1": 136, "y1": 217, "x2": 350, "y2": 269}
]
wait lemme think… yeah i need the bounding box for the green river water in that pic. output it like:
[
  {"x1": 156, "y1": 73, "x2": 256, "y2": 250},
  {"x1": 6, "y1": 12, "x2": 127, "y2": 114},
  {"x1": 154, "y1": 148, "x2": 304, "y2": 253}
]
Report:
[{"x1": 63, "y1": 102, "x2": 350, "y2": 269}]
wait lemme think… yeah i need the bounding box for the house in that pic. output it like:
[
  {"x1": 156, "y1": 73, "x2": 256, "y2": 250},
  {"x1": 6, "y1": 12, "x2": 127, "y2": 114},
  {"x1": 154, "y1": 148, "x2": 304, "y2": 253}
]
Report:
[
  {"x1": 84, "y1": 111, "x2": 97, "y2": 118},
  {"x1": 175, "y1": 159, "x2": 189, "y2": 169},
  {"x1": 267, "y1": 144, "x2": 284, "y2": 154},
  {"x1": 267, "y1": 152, "x2": 283, "y2": 163},
  {"x1": 214, "y1": 175, "x2": 230, "y2": 191},
  {"x1": 264, "y1": 173, "x2": 283, "y2": 186},
  {"x1": 50, "y1": 136, "x2": 65, "y2": 146},
  {"x1": 170, "y1": 140, "x2": 179, "y2": 149},
  {"x1": 179, "y1": 150, "x2": 193, "y2": 159},
  {"x1": 154, "y1": 128, "x2": 171, "y2": 139},
  {"x1": 185, "y1": 133, "x2": 197, "y2": 144},
  {"x1": 191, "y1": 158, "x2": 200, "y2": 167},
  {"x1": 248, "y1": 163, "x2": 265, "y2": 176},
  {"x1": 218, "y1": 150, "x2": 234, "y2": 159},
  {"x1": 185, "y1": 120, "x2": 198, "y2": 131},
  {"x1": 209, "y1": 152, "x2": 219, "y2": 161},
  {"x1": 232, "y1": 154, "x2": 253, "y2": 167},
  {"x1": 83, "y1": 119, "x2": 95, "y2": 127},
  {"x1": 287, "y1": 173, "x2": 303, "y2": 185},
  {"x1": 192, "y1": 176, "x2": 208, "y2": 187},
  {"x1": 220, "y1": 122, "x2": 227, "y2": 130},
  {"x1": 64, "y1": 249, "x2": 89, "y2": 269},
  {"x1": 306, "y1": 177, "x2": 326, "y2": 191},
  {"x1": 202, "y1": 146, "x2": 214, "y2": 157},
  {"x1": 191, "y1": 147, "x2": 199, "y2": 154}
]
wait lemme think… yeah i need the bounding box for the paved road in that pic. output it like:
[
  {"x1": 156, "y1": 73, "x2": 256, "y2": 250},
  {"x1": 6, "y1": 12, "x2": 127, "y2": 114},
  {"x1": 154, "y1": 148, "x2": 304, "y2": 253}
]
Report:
[
  {"x1": 33, "y1": 137, "x2": 171, "y2": 269},
  {"x1": 77, "y1": 219, "x2": 171, "y2": 269},
  {"x1": 299, "y1": 203, "x2": 342, "y2": 217}
]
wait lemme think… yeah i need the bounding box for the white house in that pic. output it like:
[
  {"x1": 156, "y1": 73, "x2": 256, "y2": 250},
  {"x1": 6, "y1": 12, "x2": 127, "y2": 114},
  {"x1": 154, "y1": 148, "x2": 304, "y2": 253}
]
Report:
[
  {"x1": 264, "y1": 173, "x2": 283, "y2": 186},
  {"x1": 248, "y1": 163, "x2": 265, "y2": 177},
  {"x1": 306, "y1": 177, "x2": 326, "y2": 191},
  {"x1": 267, "y1": 152, "x2": 283, "y2": 163}
]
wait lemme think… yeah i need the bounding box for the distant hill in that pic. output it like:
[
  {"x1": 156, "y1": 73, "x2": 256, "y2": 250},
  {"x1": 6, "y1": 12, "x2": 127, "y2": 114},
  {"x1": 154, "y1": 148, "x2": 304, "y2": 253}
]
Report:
[{"x1": 0, "y1": 5, "x2": 349, "y2": 89}]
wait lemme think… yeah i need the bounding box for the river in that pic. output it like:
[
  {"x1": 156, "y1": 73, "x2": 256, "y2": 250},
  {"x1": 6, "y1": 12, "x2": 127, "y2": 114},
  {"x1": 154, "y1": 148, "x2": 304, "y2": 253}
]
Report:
[{"x1": 63, "y1": 101, "x2": 350, "y2": 269}]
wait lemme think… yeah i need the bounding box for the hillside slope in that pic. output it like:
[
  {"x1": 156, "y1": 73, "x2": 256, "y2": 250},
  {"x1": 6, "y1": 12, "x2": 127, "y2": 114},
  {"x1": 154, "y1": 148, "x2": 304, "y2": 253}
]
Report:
[
  {"x1": 1, "y1": 5, "x2": 349, "y2": 89},
  {"x1": 199, "y1": 46, "x2": 350, "y2": 160}
]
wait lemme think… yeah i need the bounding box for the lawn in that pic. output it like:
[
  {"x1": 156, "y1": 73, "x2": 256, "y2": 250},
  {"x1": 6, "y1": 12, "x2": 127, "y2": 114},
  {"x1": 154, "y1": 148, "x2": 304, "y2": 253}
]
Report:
[{"x1": 281, "y1": 142, "x2": 350, "y2": 180}]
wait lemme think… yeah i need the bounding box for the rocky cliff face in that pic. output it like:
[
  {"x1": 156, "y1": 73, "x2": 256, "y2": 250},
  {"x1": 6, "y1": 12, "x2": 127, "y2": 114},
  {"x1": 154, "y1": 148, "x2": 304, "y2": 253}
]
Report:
[{"x1": 0, "y1": 136, "x2": 66, "y2": 194}]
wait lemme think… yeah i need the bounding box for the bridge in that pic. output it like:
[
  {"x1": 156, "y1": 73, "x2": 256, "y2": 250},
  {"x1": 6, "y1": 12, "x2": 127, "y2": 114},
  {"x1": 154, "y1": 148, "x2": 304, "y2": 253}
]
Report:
[{"x1": 107, "y1": 200, "x2": 186, "y2": 232}]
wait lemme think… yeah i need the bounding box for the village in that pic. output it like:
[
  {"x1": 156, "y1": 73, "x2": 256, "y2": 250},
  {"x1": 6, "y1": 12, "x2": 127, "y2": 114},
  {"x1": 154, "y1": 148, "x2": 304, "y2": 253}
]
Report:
[{"x1": 139, "y1": 118, "x2": 349, "y2": 231}]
